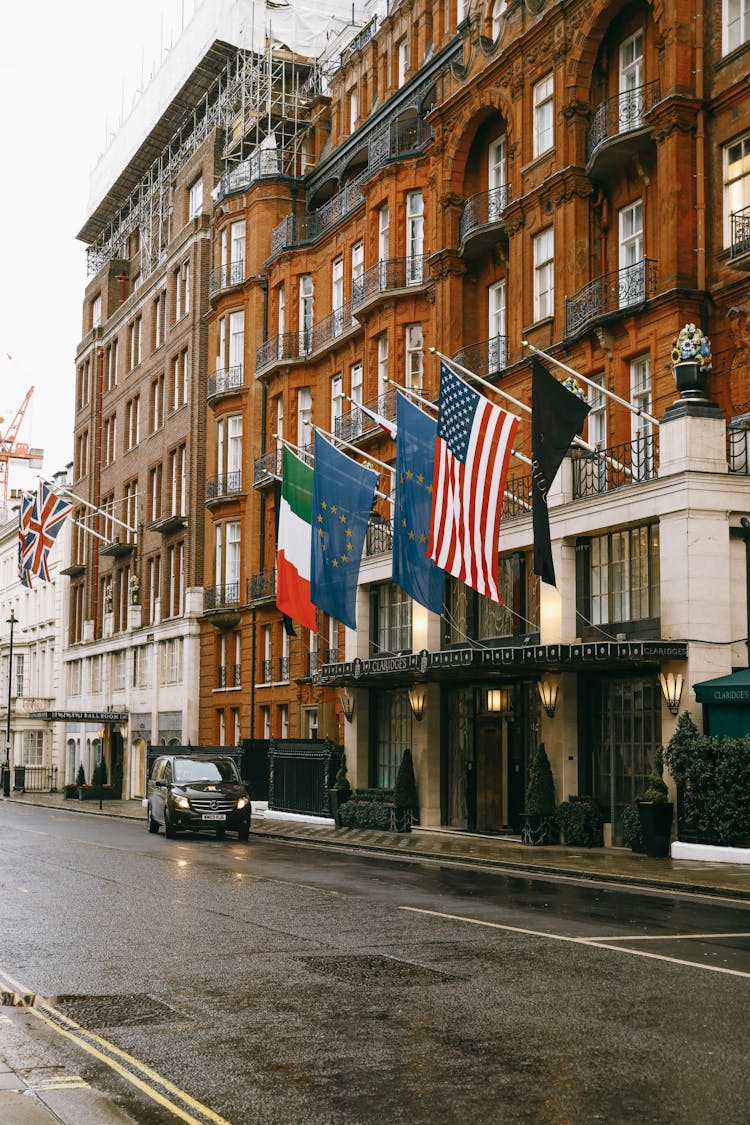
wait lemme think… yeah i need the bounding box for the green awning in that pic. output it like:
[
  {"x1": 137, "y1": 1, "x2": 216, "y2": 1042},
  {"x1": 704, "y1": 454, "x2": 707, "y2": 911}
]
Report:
[{"x1": 693, "y1": 668, "x2": 750, "y2": 704}]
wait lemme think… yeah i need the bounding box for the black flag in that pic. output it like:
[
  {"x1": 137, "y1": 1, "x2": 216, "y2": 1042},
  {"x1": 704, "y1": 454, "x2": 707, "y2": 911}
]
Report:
[{"x1": 531, "y1": 357, "x2": 591, "y2": 587}]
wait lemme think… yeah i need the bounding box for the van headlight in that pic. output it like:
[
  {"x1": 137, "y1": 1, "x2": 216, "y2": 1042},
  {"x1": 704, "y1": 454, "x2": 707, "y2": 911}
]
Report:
[
  {"x1": 174, "y1": 796, "x2": 190, "y2": 810},
  {"x1": 236, "y1": 797, "x2": 248, "y2": 810}
]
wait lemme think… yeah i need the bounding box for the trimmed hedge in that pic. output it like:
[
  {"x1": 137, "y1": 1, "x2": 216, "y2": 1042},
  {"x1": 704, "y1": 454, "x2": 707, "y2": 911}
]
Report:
[
  {"x1": 557, "y1": 795, "x2": 604, "y2": 847},
  {"x1": 338, "y1": 799, "x2": 394, "y2": 830},
  {"x1": 665, "y1": 713, "x2": 750, "y2": 846},
  {"x1": 353, "y1": 787, "x2": 395, "y2": 804}
]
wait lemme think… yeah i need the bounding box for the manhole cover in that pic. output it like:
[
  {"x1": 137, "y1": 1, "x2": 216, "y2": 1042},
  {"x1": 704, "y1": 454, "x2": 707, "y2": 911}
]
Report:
[
  {"x1": 51, "y1": 994, "x2": 185, "y2": 1028},
  {"x1": 299, "y1": 954, "x2": 453, "y2": 986}
]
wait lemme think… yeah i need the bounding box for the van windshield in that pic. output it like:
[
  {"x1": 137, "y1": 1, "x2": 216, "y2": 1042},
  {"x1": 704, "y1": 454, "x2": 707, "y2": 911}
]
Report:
[{"x1": 173, "y1": 758, "x2": 239, "y2": 784}]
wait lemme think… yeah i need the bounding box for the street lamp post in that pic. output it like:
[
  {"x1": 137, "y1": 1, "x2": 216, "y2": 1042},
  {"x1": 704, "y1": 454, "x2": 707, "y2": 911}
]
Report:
[{"x1": 3, "y1": 610, "x2": 16, "y2": 798}]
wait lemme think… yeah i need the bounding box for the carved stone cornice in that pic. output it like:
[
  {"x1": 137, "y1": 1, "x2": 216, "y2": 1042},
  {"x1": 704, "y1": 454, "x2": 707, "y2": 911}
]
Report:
[
  {"x1": 648, "y1": 95, "x2": 700, "y2": 143},
  {"x1": 427, "y1": 248, "x2": 467, "y2": 280}
]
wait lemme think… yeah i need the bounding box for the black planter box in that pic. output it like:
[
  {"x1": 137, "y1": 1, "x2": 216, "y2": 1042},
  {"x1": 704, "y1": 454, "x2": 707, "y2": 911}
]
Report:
[{"x1": 637, "y1": 801, "x2": 674, "y2": 857}]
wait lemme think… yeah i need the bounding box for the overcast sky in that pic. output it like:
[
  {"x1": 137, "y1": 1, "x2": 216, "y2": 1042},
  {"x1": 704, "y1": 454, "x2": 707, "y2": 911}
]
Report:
[{"x1": 0, "y1": 0, "x2": 197, "y2": 495}]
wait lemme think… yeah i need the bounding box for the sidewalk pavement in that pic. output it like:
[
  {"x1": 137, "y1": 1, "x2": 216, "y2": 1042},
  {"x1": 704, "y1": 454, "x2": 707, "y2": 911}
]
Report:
[{"x1": 4, "y1": 790, "x2": 750, "y2": 901}]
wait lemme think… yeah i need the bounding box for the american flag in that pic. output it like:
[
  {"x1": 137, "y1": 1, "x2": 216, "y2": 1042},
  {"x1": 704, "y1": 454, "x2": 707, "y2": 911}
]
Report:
[
  {"x1": 427, "y1": 362, "x2": 519, "y2": 602},
  {"x1": 21, "y1": 482, "x2": 72, "y2": 582}
]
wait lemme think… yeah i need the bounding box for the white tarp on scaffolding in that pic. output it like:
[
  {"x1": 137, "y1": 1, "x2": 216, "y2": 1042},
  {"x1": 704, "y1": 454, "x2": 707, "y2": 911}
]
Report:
[{"x1": 84, "y1": 0, "x2": 366, "y2": 230}]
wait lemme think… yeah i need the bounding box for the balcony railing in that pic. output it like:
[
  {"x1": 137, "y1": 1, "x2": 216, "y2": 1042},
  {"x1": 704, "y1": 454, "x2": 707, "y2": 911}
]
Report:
[
  {"x1": 207, "y1": 364, "x2": 244, "y2": 399},
  {"x1": 248, "y1": 569, "x2": 276, "y2": 604},
  {"x1": 366, "y1": 518, "x2": 394, "y2": 556},
  {"x1": 253, "y1": 446, "x2": 283, "y2": 486},
  {"x1": 336, "y1": 388, "x2": 397, "y2": 444},
  {"x1": 502, "y1": 474, "x2": 533, "y2": 520},
  {"x1": 208, "y1": 259, "x2": 245, "y2": 298},
  {"x1": 278, "y1": 656, "x2": 290, "y2": 682},
  {"x1": 367, "y1": 114, "x2": 433, "y2": 174},
  {"x1": 260, "y1": 659, "x2": 273, "y2": 684},
  {"x1": 730, "y1": 205, "x2": 750, "y2": 265},
  {"x1": 352, "y1": 255, "x2": 427, "y2": 309},
  {"x1": 204, "y1": 582, "x2": 240, "y2": 612},
  {"x1": 565, "y1": 259, "x2": 657, "y2": 338},
  {"x1": 452, "y1": 336, "x2": 509, "y2": 379},
  {"x1": 586, "y1": 80, "x2": 661, "y2": 165},
  {"x1": 459, "y1": 185, "x2": 513, "y2": 245},
  {"x1": 310, "y1": 300, "x2": 356, "y2": 351},
  {"x1": 217, "y1": 664, "x2": 241, "y2": 689},
  {"x1": 215, "y1": 148, "x2": 283, "y2": 201},
  {"x1": 206, "y1": 471, "x2": 242, "y2": 502},
  {"x1": 256, "y1": 331, "x2": 308, "y2": 374},
  {"x1": 572, "y1": 434, "x2": 658, "y2": 499},
  {"x1": 729, "y1": 424, "x2": 750, "y2": 473},
  {"x1": 271, "y1": 179, "x2": 365, "y2": 257}
]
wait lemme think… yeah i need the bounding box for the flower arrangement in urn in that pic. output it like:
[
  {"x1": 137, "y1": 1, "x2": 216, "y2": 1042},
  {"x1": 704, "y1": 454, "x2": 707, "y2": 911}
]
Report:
[{"x1": 671, "y1": 323, "x2": 712, "y2": 371}]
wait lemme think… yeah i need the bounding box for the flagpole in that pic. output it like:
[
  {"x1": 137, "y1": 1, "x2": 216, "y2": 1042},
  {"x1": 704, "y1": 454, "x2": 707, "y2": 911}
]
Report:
[
  {"x1": 313, "y1": 426, "x2": 396, "y2": 476},
  {"x1": 523, "y1": 340, "x2": 660, "y2": 427},
  {"x1": 274, "y1": 434, "x2": 391, "y2": 502},
  {"x1": 386, "y1": 377, "x2": 533, "y2": 468},
  {"x1": 72, "y1": 517, "x2": 109, "y2": 544},
  {"x1": 430, "y1": 348, "x2": 615, "y2": 461},
  {"x1": 38, "y1": 477, "x2": 138, "y2": 536}
]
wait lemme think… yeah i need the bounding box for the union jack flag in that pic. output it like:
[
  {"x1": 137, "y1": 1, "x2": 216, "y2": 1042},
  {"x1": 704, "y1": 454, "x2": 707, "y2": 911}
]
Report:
[
  {"x1": 17, "y1": 493, "x2": 34, "y2": 588},
  {"x1": 21, "y1": 482, "x2": 72, "y2": 583}
]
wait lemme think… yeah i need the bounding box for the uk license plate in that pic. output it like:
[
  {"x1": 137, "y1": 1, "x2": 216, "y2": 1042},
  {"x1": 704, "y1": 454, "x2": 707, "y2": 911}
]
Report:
[{"x1": 202, "y1": 813, "x2": 226, "y2": 821}]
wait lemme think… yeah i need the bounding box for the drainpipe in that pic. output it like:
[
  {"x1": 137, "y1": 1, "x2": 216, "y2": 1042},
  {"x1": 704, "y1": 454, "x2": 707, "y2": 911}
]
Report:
[{"x1": 695, "y1": 5, "x2": 706, "y2": 296}]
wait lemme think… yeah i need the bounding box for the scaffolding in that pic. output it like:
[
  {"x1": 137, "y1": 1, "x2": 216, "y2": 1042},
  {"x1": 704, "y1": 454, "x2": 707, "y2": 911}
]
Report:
[{"x1": 85, "y1": 44, "x2": 332, "y2": 282}]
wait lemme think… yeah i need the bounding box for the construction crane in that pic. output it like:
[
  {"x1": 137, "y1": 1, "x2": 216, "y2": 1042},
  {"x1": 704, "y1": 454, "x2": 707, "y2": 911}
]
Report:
[{"x1": 0, "y1": 387, "x2": 44, "y2": 519}]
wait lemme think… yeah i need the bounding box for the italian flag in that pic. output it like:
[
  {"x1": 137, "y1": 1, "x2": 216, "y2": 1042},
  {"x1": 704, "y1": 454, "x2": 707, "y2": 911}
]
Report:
[{"x1": 277, "y1": 446, "x2": 317, "y2": 631}]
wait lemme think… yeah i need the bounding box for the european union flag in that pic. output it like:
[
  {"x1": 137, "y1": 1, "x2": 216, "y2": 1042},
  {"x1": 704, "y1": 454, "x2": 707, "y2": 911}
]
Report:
[
  {"x1": 311, "y1": 435, "x2": 378, "y2": 630},
  {"x1": 393, "y1": 393, "x2": 444, "y2": 615}
]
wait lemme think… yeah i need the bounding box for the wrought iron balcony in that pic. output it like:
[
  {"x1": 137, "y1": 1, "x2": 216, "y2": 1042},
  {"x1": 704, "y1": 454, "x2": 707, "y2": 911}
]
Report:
[
  {"x1": 310, "y1": 300, "x2": 357, "y2": 352},
  {"x1": 256, "y1": 331, "x2": 308, "y2": 375},
  {"x1": 459, "y1": 185, "x2": 512, "y2": 248},
  {"x1": 572, "y1": 434, "x2": 658, "y2": 499},
  {"x1": 366, "y1": 517, "x2": 393, "y2": 556},
  {"x1": 248, "y1": 569, "x2": 276, "y2": 604},
  {"x1": 278, "y1": 656, "x2": 290, "y2": 682},
  {"x1": 501, "y1": 474, "x2": 533, "y2": 520},
  {"x1": 253, "y1": 447, "x2": 282, "y2": 487},
  {"x1": 270, "y1": 179, "x2": 365, "y2": 258},
  {"x1": 216, "y1": 663, "x2": 241, "y2": 689},
  {"x1": 308, "y1": 646, "x2": 338, "y2": 677},
  {"x1": 366, "y1": 114, "x2": 434, "y2": 175},
  {"x1": 452, "y1": 336, "x2": 508, "y2": 379},
  {"x1": 260, "y1": 659, "x2": 273, "y2": 684},
  {"x1": 335, "y1": 388, "x2": 397, "y2": 444},
  {"x1": 207, "y1": 364, "x2": 244, "y2": 401},
  {"x1": 215, "y1": 149, "x2": 283, "y2": 202},
  {"x1": 565, "y1": 259, "x2": 657, "y2": 339},
  {"x1": 352, "y1": 256, "x2": 427, "y2": 311},
  {"x1": 729, "y1": 205, "x2": 750, "y2": 270},
  {"x1": 586, "y1": 80, "x2": 660, "y2": 170},
  {"x1": 205, "y1": 471, "x2": 242, "y2": 503},
  {"x1": 204, "y1": 582, "x2": 240, "y2": 612},
  {"x1": 208, "y1": 259, "x2": 245, "y2": 298}
]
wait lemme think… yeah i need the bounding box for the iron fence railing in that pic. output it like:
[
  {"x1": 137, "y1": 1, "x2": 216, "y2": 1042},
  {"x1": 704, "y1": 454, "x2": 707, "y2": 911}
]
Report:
[
  {"x1": 502, "y1": 474, "x2": 533, "y2": 519},
  {"x1": 207, "y1": 364, "x2": 244, "y2": 399},
  {"x1": 352, "y1": 255, "x2": 427, "y2": 309},
  {"x1": 204, "y1": 582, "x2": 240, "y2": 611},
  {"x1": 729, "y1": 424, "x2": 750, "y2": 473},
  {"x1": 270, "y1": 179, "x2": 365, "y2": 257},
  {"x1": 572, "y1": 434, "x2": 658, "y2": 498},
  {"x1": 217, "y1": 664, "x2": 241, "y2": 689},
  {"x1": 248, "y1": 569, "x2": 276, "y2": 604},
  {"x1": 730, "y1": 205, "x2": 750, "y2": 263},
  {"x1": 452, "y1": 336, "x2": 509, "y2": 379},
  {"x1": 335, "y1": 388, "x2": 397, "y2": 444},
  {"x1": 459, "y1": 184, "x2": 513, "y2": 244},
  {"x1": 565, "y1": 259, "x2": 657, "y2": 338},
  {"x1": 586, "y1": 80, "x2": 661, "y2": 164},
  {"x1": 205, "y1": 471, "x2": 242, "y2": 502},
  {"x1": 253, "y1": 447, "x2": 283, "y2": 486},
  {"x1": 269, "y1": 738, "x2": 339, "y2": 817},
  {"x1": 366, "y1": 518, "x2": 393, "y2": 556},
  {"x1": 208, "y1": 259, "x2": 245, "y2": 297}
]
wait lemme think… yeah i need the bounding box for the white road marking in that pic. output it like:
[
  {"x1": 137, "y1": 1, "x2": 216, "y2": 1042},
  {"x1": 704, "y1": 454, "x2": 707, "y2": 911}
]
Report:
[
  {"x1": 582, "y1": 931, "x2": 750, "y2": 942},
  {"x1": 400, "y1": 907, "x2": 750, "y2": 980}
]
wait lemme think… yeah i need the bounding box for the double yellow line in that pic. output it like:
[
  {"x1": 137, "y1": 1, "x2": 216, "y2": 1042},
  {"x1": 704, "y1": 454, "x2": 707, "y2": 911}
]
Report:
[{"x1": 0, "y1": 968, "x2": 232, "y2": 1125}]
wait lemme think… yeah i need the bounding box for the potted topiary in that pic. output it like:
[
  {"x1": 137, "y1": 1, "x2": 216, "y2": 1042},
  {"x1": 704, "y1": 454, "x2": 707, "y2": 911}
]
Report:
[
  {"x1": 637, "y1": 748, "x2": 674, "y2": 857},
  {"x1": 522, "y1": 743, "x2": 558, "y2": 845},
  {"x1": 393, "y1": 748, "x2": 418, "y2": 833},
  {"x1": 557, "y1": 795, "x2": 604, "y2": 847},
  {"x1": 621, "y1": 802, "x2": 645, "y2": 853}
]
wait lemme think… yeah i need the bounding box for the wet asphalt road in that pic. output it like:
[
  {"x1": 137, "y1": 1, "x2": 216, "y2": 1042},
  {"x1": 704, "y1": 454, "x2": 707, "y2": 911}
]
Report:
[{"x1": 2, "y1": 801, "x2": 749, "y2": 1125}]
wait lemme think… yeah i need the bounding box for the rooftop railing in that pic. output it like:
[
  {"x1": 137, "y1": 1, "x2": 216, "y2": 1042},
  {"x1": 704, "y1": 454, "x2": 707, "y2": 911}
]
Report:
[{"x1": 572, "y1": 434, "x2": 658, "y2": 499}]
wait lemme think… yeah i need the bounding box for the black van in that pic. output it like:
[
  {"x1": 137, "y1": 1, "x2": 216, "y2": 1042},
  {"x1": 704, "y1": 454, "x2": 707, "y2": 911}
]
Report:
[{"x1": 146, "y1": 754, "x2": 251, "y2": 840}]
